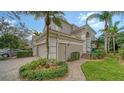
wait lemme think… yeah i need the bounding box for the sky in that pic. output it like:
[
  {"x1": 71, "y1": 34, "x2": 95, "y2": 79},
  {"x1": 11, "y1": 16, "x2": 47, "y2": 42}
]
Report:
[{"x1": 0, "y1": 11, "x2": 123, "y2": 37}]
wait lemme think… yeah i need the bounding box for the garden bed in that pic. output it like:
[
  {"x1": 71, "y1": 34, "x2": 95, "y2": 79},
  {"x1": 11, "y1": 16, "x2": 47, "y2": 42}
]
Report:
[
  {"x1": 81, "y1": 56, "x2": 124, "y2": 80},
  {"x1": 19, "y1": 58, "x2": 68, "y2": 80}
]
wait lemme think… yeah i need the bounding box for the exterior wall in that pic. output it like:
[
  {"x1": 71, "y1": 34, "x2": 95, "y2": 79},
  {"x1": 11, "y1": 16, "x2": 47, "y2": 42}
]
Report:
[
  {"x1": 49, "y1": 21, "x2": 72, "y2": 34},
  {"x1": 58, "y1": 38, "x2": 83, "y2": 61},
  {"x1": 49, "y1": 37, "x2": 57, "y2": 59},
  {"x1": 66, "y1": 44, "x2": 83, "y2": 60},
  {"x1": 58, "y1": 43, "x2": 83, "y2": 61},
  {"x1": 32, "y1": 24, "x2": 96, "y2": 60}
]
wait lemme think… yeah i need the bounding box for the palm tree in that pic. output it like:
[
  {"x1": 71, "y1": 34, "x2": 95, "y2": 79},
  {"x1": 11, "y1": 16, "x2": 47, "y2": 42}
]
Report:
[
  {"x1": 109, "y1": 21, "x2": 124, "y2": 53},
  {"x1": 20, "y1": 11, "x2": 65, "y2": 60},
  {"x1": 86, "y1": 11, "x2": 121, "y2": 53}
]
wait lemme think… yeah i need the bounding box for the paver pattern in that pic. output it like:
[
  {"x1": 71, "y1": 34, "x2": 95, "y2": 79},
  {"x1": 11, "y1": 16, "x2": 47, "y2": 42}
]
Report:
[
  {"x1": 0, "y1": 57, "x2": 86, "y2": 81},
  {"x1": 64, "y1": 59, "x2": 86, "y2": 81},
  {"x1": 51, "y1": 59, "x2": 86, "y2": 81},
  {"x1": 0, "y1": 57, "x2": 39, "y2": 81}
]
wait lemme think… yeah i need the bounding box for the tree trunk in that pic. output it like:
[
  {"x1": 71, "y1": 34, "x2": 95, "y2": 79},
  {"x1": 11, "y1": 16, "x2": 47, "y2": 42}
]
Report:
[
  {"x1": 104, "y1": 20, "x2": 108, "y2": 53},
  {"x1": 46, "y1": 24, "x2": 49, "y2": 59},
  {"x1": 107, "y1": 35, "x2": 110, "y2": 53},
  {"x1": 113, "y1": 35, "x2": 115, "y2": 54},
  {"x1": 45, "y1": 13, "x2": 50, "y2": 60},
  {"x1": 104, "y1": 32, "x2": 108, "y2": 53},
  {"x1": 45, "y1": 13, "x2": 50, "y2": 68}
]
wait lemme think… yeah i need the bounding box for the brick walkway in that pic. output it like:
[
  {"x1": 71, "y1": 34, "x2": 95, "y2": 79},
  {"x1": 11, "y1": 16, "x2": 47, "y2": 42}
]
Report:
[
  {"x1": 64, "y1": 59, "x2": 86, "y2": 81},
  {"x1": 51, "y1": 59, "x2": 86, "y2": 81}
]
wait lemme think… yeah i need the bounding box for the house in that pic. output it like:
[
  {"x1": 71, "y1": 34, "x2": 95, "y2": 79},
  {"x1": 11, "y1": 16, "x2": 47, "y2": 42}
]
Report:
[{"x1": 32, "y1": 21, "x2": 96, "y2": 61}]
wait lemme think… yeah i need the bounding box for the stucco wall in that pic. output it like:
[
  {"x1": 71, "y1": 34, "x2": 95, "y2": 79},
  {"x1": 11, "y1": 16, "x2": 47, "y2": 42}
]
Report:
[
  {"x1": 58, "y1": 43, "x2": 83, "y2": 61},
  {"x1": 66, "y1": 44, "x2": 83, "y2": 60},
  {"x1": 49, "y1": 21, "x2": 72, "y2": 34},
  {"x1": 49, "y1": 37, "x2": 57, "y2": 59}
]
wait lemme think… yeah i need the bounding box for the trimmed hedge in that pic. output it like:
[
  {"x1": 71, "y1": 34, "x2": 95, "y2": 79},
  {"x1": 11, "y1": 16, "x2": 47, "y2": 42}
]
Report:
[
  {"x1": 69, "y1": 52, "x2": 80, "y2": 61},
  {"x1": 91, "y1": 49, "x2": 105, "y2": 59},
  {"x1": 16, "y1": 50, "x2": 32, "y2": 58},
  {"x1": 19, "y1": 58, "x2": 68, "y2": 80},
  {"x1": 0, "y1": 56, "x2": 8, "y2": 60}
]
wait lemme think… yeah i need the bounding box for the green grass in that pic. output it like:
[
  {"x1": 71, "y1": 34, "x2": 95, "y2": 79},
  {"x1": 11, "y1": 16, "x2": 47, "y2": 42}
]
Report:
[{"x1": 81, "y1": 57, "x2": 124, "y2": 80}]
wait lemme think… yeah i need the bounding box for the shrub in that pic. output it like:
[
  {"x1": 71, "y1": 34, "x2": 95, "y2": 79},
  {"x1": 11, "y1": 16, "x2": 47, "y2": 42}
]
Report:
[
  {"x1": 68, "y1": 52, "x2": 80, "y2": 61},
  {"x1": 0, "y1": 56, "x2": 8, "y2": 60},
  {"x1": 16, "y1": 50, "x2": 32, "y2": 58},
  {"x1": 119, "y1": 48, "x2": 124, "y2": 60},
  {"x1": 91, "y1": 49, "x2": 105, "y2": 59},
  {"x1": 19, "y1": 58, "x2": 68, "y2": 80}
]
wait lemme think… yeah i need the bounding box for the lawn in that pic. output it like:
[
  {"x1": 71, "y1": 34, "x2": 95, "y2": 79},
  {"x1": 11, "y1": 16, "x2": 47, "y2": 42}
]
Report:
[{"x1": 81, "y1": 57, "x2": 124, "y2": 80}]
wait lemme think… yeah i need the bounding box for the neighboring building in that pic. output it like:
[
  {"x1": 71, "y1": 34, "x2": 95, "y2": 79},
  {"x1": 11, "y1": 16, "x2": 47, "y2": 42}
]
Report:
[{"x1": 32, "y1": 21, "x2": 96, "y2": 61}]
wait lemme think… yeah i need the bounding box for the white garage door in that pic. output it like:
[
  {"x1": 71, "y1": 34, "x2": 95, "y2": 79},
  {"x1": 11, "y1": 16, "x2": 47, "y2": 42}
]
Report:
[
  {"x1": 38, "y1": 44, "x2": 47, "y2": 58},
  {"x1": 58, "y1": 43, "x2": 66, "y2": 61}
]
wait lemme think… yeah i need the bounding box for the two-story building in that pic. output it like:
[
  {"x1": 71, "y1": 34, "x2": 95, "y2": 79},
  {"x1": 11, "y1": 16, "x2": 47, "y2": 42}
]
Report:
[{"x1": 32, "y1": 21, "x2": 96, "y2": 61}]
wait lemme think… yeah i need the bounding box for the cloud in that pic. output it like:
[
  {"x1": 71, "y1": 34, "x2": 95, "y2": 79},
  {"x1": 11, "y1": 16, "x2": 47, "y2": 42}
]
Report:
[
  {"x1": 92, "y1": 22, "x2": 104, "y2": 28},
  {"x1": 78, "y1": 12, "x2": 96, "y2": 24},
  {"x1": 78, "y1": 11, "x2": 105, "y2": 37}
]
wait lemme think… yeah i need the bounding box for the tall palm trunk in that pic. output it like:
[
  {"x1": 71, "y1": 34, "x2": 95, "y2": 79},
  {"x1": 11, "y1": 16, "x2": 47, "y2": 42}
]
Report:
[
  {"x1": 45, "y1": 13, "x2": 50, "y2": 60},
  {"x1": 104, "y1": 33, "x2": 108, "y2": 53},
  {"x1": 113, "y1": 35, "x2": 116, "y2": 54},
  {"x1": 45, "y1": 13, "x2": 51, "y2": 68},
  {"x1": 46, "y1": 24, "x2": 49, "y2": 59},
  {"x1": 107, "y1": 35, "x2": 110, "y2": 53},
  {"x1": 104, "y1": 20, "x2": 108, "y2": 53}
]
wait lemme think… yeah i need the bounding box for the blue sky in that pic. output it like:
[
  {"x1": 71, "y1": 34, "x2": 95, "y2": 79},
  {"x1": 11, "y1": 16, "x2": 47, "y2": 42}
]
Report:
[{"x1": 0, "y1": 11, "x2": 123, "y2": 37}]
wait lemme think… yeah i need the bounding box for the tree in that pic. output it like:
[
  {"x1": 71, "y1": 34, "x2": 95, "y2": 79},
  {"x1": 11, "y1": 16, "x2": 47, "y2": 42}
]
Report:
[
  {"x1": 116, "y1": 32, "x2": 124, "y2": 48},
  {"x1": 21, "y1": 11, "x2": 66, "y2": 60},
  {"x1": 86, "y1": 11, "x2": 121, "y2": 53},
  {"x1": 109, "y1": 21, "x2": 124, "y2": 53},
  {"x1": 0, "y1": 33, "x2": 20, "y2": 50},
  {"x1": 0, "y1": 17, "x2": 32, "y2": 39},
  {"x1": 96, "y1": 34, "x2": 104, "y2": 49},
  {"x1": 0, "y1": 17, "x2": 10, "y2": 34}
]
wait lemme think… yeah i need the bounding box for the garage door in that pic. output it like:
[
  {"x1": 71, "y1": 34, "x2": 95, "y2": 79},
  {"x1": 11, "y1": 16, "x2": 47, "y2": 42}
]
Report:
[
  {"x1": 58, "y1": 43, "x2": 66, "y2": 61},
  {"x1": 37, "y1": 44, "x2": 47, "y2": 58}
]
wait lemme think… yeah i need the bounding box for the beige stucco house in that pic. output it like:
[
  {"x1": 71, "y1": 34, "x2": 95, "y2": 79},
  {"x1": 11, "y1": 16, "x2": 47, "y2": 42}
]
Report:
[{"x1": 32, "y1": 21, "x2": 96, "y2": 61}]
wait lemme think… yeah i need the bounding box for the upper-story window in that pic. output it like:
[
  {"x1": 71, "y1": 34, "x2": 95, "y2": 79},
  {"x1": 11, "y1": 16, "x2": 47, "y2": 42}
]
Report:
[{"x1": 86, "y1": 32, "x2": 90, "y2": 38}]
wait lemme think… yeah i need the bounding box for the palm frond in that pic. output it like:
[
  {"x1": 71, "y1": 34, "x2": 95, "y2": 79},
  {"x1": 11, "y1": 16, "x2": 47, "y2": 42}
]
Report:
[
  {"x1": 118, "y1": 27, "x2": 124, "y2": 32},
  {"x1": 10, "y1": 11, "x2": 21, "y2": 20},
  {"x1": 52, "y1": 14, "x2": 66, "y2": 28},
  {"x1": 86, "y1": 14, "x2": 101, "y2": 24},
  {"x1": 28, "y1": 11, "x2": 44, "y2": 20},
  {"x1": 114, "y1": 21, "x2": 120, "y2": 27}
]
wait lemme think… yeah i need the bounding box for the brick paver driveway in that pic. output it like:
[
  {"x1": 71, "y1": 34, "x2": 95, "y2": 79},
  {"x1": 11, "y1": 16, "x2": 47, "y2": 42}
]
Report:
[{"x1": 0, "y1": 57, "x2": 39, "y2": 81}]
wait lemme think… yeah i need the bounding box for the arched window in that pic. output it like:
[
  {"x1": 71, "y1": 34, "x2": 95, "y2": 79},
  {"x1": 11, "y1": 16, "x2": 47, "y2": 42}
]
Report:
[{"x1": 86, "y1": 32, "x2": 90, "y2": 38}]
